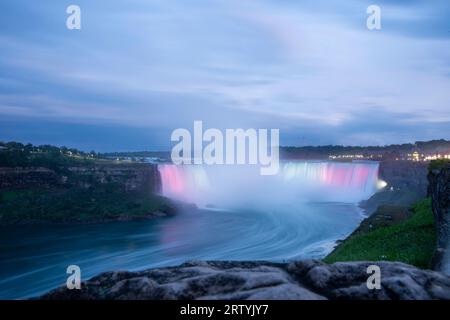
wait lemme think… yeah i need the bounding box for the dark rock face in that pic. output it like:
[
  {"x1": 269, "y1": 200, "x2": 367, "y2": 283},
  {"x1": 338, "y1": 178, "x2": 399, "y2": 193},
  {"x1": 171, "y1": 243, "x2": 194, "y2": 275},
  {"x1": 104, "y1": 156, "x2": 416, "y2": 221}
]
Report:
[
  {"x1": 379, "y1": 161, "x2": 428, "y2": 196},
  {"x1": 40, "y1": 260, "x2": 450, "y2": 300},
  {"x1": 360, "y1": 161, "x2": 428, "y2": 216},
  {"x1": 428, "y1": 164, "x2": 450, "y2": 271},
  {"x1": 0, "y1": 167, "x2": 62, "y2": 189},
  {"x1": 0, "y1": 164, "x2": 161, "y2": 193},
  {"x1": 66, "y1": 164, "x2": 161, "y2": 193}
]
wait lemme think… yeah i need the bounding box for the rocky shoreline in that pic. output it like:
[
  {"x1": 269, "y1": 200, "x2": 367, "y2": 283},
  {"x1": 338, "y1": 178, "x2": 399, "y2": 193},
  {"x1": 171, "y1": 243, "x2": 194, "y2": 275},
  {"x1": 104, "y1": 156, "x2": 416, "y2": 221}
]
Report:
[
  {"x1": 0, "y1": 209, "x2": 174, "y2": 226},
  {"x1": 40, "y1": 260, "x2": 450, "y2": 300}
]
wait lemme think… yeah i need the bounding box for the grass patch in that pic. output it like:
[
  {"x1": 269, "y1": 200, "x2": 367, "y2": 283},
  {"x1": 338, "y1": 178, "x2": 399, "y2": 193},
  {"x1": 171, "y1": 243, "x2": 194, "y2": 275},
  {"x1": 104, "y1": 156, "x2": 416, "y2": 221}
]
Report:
[
  {"x1": 429, "y1": 159, "x2": 450, "y2": 171},
  {"x1": 324, "y1": 198, "x2": 436, "y2": 269}
]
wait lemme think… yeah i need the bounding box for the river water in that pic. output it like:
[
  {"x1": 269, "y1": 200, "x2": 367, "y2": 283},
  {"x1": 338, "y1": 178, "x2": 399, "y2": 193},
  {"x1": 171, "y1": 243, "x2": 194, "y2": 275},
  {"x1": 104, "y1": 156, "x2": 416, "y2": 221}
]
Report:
[{"x1": 0, "y1": 203, "x2": 364, "y2": 299}]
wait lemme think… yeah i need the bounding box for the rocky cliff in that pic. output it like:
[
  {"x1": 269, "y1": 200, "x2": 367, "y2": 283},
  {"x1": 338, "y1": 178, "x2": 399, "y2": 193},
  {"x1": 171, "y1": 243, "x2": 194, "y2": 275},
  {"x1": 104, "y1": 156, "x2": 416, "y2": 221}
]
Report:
[
  {"x1": 0, "y1": 163, "x2": 167, "y2": 224},
  {"x1": 0, "y1": 167, "x2": 62, "y2": 189},
  {"x1": 428, "y1": 162, "x2": 450, "y2": 272},
  {"x1": 359, "y1": 160, "x2": 429, "y2": 215},
  {"x1": 379, "y1": 160, "x2": 429, "y2": 195},
  {"x1": 0, "y1": 163, "x2": 161, "y2": 194},
  {"x1": 40, "y1": 260, "x2": 450, "y2": 300}
]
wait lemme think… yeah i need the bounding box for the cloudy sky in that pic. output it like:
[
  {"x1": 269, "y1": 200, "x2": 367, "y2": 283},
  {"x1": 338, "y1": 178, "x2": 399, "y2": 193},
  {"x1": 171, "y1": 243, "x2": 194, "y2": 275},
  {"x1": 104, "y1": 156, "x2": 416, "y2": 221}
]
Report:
[{"x1": 0, "y1": 0, "x2": 449, "y2": 151}]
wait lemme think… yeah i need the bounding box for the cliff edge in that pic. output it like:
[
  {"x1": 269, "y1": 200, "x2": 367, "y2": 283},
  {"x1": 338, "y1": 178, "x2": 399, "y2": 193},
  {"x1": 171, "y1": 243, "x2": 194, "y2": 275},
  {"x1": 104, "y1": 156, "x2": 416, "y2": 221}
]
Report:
[{"x1": 428, "y1": 161, "x2": 450, "y2": 273}]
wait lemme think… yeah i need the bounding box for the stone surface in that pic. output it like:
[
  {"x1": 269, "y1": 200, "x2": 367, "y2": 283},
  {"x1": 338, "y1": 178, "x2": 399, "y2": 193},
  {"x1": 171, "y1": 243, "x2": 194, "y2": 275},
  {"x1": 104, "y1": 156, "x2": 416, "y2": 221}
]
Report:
[{"x1": 40, "y1": 260, "x2": 450, "y2": 300}]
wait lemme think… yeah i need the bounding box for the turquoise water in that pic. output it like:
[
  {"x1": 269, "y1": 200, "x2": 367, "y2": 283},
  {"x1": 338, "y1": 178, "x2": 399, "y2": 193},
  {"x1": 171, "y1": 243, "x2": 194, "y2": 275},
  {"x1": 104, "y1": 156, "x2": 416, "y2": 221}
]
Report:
[{"x1": 0, "y1": 202, "x2": 363, "y2": 299}]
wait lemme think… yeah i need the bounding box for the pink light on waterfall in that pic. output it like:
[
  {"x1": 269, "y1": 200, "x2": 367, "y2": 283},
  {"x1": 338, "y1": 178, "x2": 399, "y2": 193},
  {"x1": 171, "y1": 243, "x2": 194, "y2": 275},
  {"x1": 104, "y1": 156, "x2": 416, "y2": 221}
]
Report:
[
  {"x1": 158, "y1": 164, "x2": 185, "y2": 195},
  {"x1": 158, "y1": 164, "x2": 211, "y2": 204},
  {"x1": 323, "y1": 163, "x2": 371, "y2": 188},
  {"x1": 157, "y1": 161, "x2": 380, "y2": 206},
  {"x1": 282, "y1": 161, "x2": 378, "y2": 190}
]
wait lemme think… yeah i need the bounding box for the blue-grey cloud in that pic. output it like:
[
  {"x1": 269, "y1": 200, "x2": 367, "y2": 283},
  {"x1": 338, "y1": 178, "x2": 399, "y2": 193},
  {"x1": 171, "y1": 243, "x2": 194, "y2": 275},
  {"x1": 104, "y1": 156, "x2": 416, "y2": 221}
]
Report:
[{"x1": 0, "y1": 0, "x2": 449, "y2": 150}]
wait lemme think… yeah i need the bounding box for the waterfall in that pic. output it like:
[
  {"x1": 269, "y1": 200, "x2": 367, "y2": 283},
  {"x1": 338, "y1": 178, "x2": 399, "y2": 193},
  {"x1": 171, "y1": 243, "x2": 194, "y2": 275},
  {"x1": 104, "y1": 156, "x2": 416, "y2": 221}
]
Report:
[{"x1": 158, "y1": 161, "x2": 380, "y2": 207}]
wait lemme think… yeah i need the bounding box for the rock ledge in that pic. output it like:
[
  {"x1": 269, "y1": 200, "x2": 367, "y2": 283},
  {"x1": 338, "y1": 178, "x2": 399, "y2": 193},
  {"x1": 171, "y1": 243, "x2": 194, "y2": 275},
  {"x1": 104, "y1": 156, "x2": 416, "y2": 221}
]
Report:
[{"x1": 40, "y1": 260, "x2": 450, "y2": 300}]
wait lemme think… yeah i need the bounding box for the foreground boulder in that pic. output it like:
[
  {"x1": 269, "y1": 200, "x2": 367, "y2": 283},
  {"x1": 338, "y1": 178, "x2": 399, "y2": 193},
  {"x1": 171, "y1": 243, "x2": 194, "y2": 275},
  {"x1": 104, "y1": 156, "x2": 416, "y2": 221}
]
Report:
[{"x1": 40, "y1": 260, "x2": 450, "y2": 300}]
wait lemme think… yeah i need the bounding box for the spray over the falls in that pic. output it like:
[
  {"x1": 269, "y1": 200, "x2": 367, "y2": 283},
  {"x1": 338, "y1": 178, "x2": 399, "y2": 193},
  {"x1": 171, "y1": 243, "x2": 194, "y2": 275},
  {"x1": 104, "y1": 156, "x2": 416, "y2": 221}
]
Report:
[{"x1": 158, "y1": 161, "x2": 380, "y2": 208}]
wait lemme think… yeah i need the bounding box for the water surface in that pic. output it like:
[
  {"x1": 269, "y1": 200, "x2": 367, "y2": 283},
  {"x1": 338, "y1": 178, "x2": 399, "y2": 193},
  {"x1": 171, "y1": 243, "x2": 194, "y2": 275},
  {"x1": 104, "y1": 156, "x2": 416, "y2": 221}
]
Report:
[{"x1": 0, "y1": 202, "x2": 363, "y2": 299}]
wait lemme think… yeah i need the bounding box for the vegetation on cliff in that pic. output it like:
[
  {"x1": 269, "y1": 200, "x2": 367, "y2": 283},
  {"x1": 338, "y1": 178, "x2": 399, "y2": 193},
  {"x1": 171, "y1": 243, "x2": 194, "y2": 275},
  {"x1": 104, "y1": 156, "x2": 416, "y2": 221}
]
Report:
[
  {"x1": 429, "y1": 159, "x2": 450, "y2": 171},
  {"x1": 325, "y1": 198, "x2": 436, "y2": 269},
  {"x1": 0, "y1": 185, "x2": 175, "y2": 224},
  {"x1": 0, "y1": 141, "x2": 102, "y2": 170}
]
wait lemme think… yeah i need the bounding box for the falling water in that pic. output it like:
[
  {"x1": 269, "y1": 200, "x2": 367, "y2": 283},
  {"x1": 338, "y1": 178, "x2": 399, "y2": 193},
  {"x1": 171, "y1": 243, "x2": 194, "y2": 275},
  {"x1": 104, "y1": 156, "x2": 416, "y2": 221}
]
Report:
[{"x1": 158, "y1": 161, "x2": 380, "y2": 207}]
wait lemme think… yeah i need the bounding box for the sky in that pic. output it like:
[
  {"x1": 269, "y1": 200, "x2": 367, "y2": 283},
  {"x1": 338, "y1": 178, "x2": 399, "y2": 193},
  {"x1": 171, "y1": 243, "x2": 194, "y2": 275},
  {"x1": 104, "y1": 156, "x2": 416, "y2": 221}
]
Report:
[{"x1": 0, "y1": 0, "x2": 449, "y2": 151}]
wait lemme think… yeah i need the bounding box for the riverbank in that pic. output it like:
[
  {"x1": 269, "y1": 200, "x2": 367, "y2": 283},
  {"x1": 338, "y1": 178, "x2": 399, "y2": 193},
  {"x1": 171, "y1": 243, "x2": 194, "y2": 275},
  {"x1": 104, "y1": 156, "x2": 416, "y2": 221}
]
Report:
[
  {"x1": 322, "y1": 158, "x2": 437, "y2": 268},
  {"x1": 325, "y1": 160, "x2": 450, "y2": 270},
  {"x1": 325, "y1": 198, "x2": 436, "y2": 269}
]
